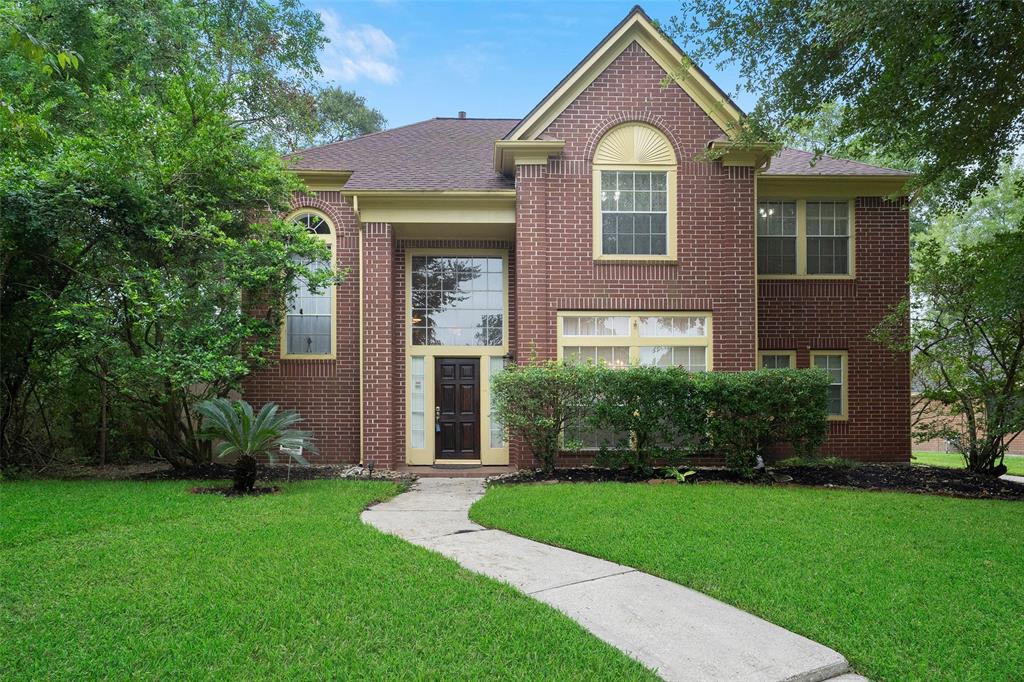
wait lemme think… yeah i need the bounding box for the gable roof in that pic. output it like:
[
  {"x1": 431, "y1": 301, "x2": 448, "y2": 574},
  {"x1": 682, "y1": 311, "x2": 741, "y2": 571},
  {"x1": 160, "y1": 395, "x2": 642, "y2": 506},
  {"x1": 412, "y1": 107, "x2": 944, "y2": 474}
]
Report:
[
  {"x1": 284, "y1": 118, "x2": 517, "y2": 191},
  {"x1": 764, "y1": 148, "x2": 913, "y2": 176},
  {"x1": 285, "y1": 117, "x2": 910, "y2": 190},
  {"x1": 505, "y1": 6, "x2": 744, "y2": 141}
]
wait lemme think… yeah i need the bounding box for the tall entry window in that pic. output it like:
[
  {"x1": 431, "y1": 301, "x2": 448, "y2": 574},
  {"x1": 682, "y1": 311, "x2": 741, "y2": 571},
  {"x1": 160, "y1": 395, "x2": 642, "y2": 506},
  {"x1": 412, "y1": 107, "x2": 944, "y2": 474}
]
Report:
[
  {"x1": 410, "y1": 255, "x2": 505, "y2": 346},
  {"x1": 283, "y1": 211, "x2": 335, "y2": 358}
]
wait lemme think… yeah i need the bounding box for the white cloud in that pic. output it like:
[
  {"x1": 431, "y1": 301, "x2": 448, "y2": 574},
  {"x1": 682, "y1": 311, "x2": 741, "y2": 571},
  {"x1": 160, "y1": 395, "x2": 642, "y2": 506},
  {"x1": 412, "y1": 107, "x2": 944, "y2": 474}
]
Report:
[{"x1": 319, "y1": 9, "x2": 398, "y2": 85}]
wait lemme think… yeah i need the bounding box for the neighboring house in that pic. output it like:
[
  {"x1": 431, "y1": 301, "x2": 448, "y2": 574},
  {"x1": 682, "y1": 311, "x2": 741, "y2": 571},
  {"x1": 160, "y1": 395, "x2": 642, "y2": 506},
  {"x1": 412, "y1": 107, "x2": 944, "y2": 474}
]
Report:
[{"x1": 242, "y1": 6, "x2": 912, "y2": 469}]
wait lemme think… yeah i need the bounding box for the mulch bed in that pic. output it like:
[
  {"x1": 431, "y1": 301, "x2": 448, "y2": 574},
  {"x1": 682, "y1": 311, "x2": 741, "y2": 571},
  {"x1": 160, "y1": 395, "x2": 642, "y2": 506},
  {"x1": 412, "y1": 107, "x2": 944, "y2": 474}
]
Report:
[
  {"x1": 490, "y1": 464, "x2": 1024, "y2": 501},
  {"x1": 190, "y1": 485, "x2": 281, "y2": 497},
  {"x1": 134, "y1": 462, "x2": 412, "y2": 483}
]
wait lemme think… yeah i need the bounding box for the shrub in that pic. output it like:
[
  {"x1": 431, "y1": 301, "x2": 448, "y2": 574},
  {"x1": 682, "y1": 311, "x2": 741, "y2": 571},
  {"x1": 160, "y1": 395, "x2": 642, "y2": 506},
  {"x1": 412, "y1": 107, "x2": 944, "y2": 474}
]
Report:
[
  {"x1": 693, "y1": 368, "x2": 831, "y2": 476},
  {"x1": 588, "y1": 365, "x2": 705, "y2": 475},
  {"x1": 196, "y1": 399, "x2": 316, "y2": 493},
  {"x1": 491, "y1": 361, "x2": 600, "y2": 474}
]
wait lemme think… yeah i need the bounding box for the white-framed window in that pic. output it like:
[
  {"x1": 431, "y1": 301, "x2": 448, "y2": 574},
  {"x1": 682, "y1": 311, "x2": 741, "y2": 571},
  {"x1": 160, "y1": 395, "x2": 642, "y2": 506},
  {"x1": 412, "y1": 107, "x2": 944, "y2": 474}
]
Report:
[
  {"x1": 283, "y1": 211, "x2": 335, "y2": 358},
  {"x1": 810, "y1": 351, "x2": 848, "y2": 419},
  {"x1": 757, "y1": 199, "x2": 854, "y2": 277},
  {"x1": 592, "y1": 123, "x2": 677, "y2": 261},
  {"x1": 759, "y1": 351, "x2": 796, "y2": 369},
  {"x1": 409, "y1": 255, "x2": 504, "y2": 346}
]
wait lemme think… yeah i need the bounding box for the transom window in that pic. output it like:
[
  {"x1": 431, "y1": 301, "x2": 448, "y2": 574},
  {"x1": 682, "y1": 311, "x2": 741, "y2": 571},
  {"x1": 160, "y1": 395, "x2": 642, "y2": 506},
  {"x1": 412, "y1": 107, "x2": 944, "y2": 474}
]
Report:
[
  {"x1": 757, "y1": 199, "x2": 854, "y2": 277},
  {"x1": 592, "y1": 123, "x2": 677, "y2": 261},
  {"x1": 558, "y1": 312, "x2": 711, "y2": 372},
  {"x1": 600, "y1": 171, "x2": 668, "y2": 256},
  {"x1": 811, "y1": 351, "x2": 847, "y2": 418},
  {"x1": 283, "y1": 211, "x2": 334, "y2": 358},
  {"x1": 410, "y1": 255, "x2": 504, "y2": 346}
]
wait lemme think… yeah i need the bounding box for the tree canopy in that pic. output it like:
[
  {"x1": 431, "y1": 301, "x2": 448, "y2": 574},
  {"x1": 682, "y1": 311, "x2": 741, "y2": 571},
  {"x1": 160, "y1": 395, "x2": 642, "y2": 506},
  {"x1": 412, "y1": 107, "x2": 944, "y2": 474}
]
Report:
[{"x1": 672, "y1": 0, "x2": 1024, "y2": 204}]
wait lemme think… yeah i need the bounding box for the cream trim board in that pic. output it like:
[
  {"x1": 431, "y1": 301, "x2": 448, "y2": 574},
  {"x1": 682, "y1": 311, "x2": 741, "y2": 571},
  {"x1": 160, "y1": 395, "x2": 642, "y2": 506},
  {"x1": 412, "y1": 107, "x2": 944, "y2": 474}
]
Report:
[
  {"x1": 280, "y1": 208, "x2": 337, "y2": 360},
  {"x1": 508, "y1": 10, "x2": 743, "y2": 140},
  {"x1": 756, "y1": 199, "x2": 856, "y2": 279},
  {"x1": 758, "y1": 176, "x2": 909, "y2": 199},
  {"x1": 758, "y1": 350, "x2": 797, "y2": 369},
  {"x1": 555, "y1": 311, "x2": 713, "y2": 370},
  {"x1": 809, "y1": 350, "x2": 849, "y2": 421},
  {"x1": 403, "y1": 248, "x2": 510, "y2": 465},
  {"x1": 592, "y1": 164, "x2": 678, "y2": 262}
]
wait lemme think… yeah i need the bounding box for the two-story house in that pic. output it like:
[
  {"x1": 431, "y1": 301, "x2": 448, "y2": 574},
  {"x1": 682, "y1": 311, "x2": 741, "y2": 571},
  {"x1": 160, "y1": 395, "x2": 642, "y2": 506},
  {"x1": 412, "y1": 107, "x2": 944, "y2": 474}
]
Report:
[{"x1": 242, "y1": 6, "x2": 912, "y2": 470}]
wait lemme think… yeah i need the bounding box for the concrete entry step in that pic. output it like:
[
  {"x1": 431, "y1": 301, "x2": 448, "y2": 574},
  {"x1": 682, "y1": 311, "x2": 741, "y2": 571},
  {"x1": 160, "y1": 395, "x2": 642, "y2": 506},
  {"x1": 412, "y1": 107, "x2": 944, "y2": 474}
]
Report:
[
  {"x1": 395, "y1": 464, "x2": 516, "y2": 478},
  {"x1": 363, "y1": 478, "x2": 856, "y2": 682}
]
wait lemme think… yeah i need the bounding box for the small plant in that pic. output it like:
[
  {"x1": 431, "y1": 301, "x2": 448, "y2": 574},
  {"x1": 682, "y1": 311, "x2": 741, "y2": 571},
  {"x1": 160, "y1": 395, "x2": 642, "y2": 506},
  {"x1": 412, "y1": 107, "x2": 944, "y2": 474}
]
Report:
[
  {"x1": 196, "y1": 399, "x2": 316, "y2": 493},
  {"x1": 662, "y1": 466, "x2": 696, "y2": 483}
]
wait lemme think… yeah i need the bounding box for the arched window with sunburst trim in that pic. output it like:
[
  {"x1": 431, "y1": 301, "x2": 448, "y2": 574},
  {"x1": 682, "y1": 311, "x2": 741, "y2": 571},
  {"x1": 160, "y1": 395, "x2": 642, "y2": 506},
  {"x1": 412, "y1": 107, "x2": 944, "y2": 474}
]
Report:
[
  {"x1": 592, "y1": 123, "x2": 677, "y2": 261},
  {"x1": 282, "y1": 210, "x2": 335, "y2": 358}
]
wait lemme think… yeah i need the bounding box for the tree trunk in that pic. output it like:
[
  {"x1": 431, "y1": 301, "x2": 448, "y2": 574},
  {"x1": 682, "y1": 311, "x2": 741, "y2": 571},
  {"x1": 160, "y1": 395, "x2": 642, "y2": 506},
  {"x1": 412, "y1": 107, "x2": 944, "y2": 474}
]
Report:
[{"x1": 233, "y1": 454, "x2": 258, "y2": 493}]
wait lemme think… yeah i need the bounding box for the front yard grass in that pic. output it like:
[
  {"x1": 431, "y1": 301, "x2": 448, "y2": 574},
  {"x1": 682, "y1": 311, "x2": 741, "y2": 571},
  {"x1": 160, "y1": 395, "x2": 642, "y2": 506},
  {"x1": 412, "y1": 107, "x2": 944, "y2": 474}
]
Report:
[
  {"x1": 471, "y1": 482, "x2": 1024, "y2": 682},
  {"x1": 0, "y1": 480, "x2": 653, "y2": 680},
  {"x1": 913, "y1": 450, "x2": 1024, "y2": 476}
]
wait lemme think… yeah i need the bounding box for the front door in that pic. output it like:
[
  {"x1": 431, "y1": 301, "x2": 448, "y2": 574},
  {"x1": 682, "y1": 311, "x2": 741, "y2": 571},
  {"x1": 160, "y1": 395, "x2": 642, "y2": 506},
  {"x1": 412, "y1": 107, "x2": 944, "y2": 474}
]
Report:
[{"x1": 435, "y1": 358, "x2": 480, "y2": 459}]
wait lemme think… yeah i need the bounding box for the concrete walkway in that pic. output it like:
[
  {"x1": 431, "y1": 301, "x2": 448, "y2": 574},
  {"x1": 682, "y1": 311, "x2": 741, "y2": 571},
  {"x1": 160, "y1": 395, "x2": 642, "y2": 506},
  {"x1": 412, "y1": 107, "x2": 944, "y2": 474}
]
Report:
[{"x1": 362, "y1": 478, "x2": 862, "y2": 682}]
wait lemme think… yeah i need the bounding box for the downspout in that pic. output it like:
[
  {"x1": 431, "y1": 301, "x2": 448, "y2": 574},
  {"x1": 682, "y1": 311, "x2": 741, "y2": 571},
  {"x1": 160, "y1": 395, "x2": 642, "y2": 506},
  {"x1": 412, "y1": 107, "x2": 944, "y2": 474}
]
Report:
[{"x1": 356, "y1": 195, "x2": 365, "y2": 465}]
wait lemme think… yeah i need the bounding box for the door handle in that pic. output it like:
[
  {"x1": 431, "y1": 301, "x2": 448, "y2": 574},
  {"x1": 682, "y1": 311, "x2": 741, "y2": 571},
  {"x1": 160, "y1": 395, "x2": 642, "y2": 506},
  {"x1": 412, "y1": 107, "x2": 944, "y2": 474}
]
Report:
[{"x1": 435, "y1": 405, "x2": 441, "y2": 432}]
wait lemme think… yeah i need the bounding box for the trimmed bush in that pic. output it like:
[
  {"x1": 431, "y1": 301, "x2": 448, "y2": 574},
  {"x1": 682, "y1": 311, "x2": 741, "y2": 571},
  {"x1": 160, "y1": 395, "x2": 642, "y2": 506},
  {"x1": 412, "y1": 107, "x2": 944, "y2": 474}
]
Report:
[
  {"x1": 494, "y1": 362, "x2": 831, "y2": 476},
  {"x1": 491, "y1": 361, "x2": 600, "y2": 474}
]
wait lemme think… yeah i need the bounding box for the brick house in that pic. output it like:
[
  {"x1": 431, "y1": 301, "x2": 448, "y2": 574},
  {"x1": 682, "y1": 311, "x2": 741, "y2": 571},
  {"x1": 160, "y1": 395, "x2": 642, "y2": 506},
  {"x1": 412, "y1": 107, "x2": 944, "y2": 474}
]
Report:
[{"x1": 242, "y1": 6, "x2": 912, "y2": 469}]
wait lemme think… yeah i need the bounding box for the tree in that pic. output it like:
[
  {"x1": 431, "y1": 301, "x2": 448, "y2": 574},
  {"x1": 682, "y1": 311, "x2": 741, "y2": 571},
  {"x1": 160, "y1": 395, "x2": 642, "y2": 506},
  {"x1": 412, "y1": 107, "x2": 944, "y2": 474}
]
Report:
[
  {"x1": 875, "y1": 231, "x2": 1024, "y2": 475},
  {"x1": 0, "y1": 0, "x2": 361, "y2": 468},
  {"x1": 671, "y1": 0, "x2": 1024, "y2": 204}
]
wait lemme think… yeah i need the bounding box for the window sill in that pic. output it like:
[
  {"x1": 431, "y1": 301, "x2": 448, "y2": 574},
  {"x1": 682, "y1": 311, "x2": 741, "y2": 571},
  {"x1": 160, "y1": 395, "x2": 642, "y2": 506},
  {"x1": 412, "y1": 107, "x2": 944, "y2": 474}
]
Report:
[
  {"x1": 280, "y1": 354, "x2": 336, "y2": 360},
  {"x1": 757, "y1": 274, "x2": 855, "y2": 281},
  {"x1": 594, "y1": 255, "x2": 677, "y2": 263}
]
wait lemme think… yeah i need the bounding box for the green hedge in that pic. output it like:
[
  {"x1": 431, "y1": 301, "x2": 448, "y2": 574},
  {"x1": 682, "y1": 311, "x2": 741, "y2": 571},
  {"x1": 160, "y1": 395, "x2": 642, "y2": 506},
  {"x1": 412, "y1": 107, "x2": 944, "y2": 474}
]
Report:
[{"x1": 493, "y1": 363, "x2": 831, "y2": 476}]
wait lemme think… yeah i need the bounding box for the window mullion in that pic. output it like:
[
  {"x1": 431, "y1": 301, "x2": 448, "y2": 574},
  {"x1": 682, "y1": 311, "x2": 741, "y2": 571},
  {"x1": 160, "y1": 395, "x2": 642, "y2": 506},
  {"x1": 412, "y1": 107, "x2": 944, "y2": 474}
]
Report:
[{"x1": 797, "y1": 199, "x2": 807, "y2": 276}]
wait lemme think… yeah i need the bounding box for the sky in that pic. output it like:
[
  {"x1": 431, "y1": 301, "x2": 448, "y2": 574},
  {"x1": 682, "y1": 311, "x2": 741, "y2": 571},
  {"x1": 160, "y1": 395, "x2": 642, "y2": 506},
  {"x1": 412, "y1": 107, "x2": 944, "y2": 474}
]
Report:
[{"x1": 310, "y1": 0, "x2": 757, "y2": 128}]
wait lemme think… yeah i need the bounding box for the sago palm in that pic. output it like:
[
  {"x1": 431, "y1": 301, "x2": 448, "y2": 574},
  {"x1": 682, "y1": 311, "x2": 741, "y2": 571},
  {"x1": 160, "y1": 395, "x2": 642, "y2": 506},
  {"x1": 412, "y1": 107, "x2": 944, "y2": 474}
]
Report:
[{"x1": 196, "y1": 398, "x2": 316, "y2": 492}]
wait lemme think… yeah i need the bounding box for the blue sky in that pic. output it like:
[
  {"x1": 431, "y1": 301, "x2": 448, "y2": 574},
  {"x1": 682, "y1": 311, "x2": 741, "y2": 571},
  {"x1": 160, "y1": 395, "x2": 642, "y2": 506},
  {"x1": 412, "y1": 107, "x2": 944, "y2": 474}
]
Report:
[{"x1": 311, "y1": 0, "x2": 756, "y2": 128}]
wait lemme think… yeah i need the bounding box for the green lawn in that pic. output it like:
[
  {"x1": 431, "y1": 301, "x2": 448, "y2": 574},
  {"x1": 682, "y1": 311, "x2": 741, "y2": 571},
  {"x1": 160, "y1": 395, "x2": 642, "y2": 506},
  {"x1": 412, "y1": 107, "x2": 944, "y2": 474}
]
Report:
[
  {"x1": 471, "y1": 482, "x2": 1024, "y2": 682},
  {"x1": 913, "y1": 450, "x2": 1024, "y2": 476},
  {"x1": 0, "y1": 480, "x2": 653, "y2": 680}
]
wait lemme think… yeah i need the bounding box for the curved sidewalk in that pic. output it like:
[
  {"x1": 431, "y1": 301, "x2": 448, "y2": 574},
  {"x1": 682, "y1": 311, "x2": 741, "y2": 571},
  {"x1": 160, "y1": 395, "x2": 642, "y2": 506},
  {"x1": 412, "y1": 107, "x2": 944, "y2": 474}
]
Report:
[{"x1": 362, "y1": 478, "x2": 862, "y2": 682}]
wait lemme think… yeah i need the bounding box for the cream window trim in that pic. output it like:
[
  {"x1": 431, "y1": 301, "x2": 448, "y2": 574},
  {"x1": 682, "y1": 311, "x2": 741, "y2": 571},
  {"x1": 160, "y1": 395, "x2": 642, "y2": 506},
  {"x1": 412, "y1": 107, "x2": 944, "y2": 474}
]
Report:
[
  {"x1": 556, "y1": 311, "x2": 712, "y2": 370},
  {"x1": 280, "y1": 209, "x2": 337, "y2": 360},
  {"x1": 756, "y1": 199, "x2": 856, "y2": 279},
  {"x1": 592, "y1": 123, "x2": 678, "y2": 262},
  {"x1": 404, "y1": 248, "x2": 510, "y2": 466},
  {"x1": 809, "y1": 350, "x2": 849, "y2": 421},
  {"x1": 758, "y1": 351, "x2": 797, "y2": 369}
]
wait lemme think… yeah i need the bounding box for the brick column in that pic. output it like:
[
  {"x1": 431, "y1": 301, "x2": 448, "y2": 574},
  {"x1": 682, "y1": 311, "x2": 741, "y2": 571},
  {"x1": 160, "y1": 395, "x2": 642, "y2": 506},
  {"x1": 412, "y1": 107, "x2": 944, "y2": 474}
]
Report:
[
  {"x1": 512, "y1": 163, "x2": 552, "y2": 468},
  {"x1": 362, "y1": 222, "x2": 395, "y2": 468}
]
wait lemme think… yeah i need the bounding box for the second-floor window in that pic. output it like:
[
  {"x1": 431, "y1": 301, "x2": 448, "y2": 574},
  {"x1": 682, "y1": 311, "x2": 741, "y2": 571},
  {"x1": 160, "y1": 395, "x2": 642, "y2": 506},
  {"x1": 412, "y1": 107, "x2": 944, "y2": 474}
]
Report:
[{"x1": 757, "y1": 200, "x2": 854, "y2": 277}]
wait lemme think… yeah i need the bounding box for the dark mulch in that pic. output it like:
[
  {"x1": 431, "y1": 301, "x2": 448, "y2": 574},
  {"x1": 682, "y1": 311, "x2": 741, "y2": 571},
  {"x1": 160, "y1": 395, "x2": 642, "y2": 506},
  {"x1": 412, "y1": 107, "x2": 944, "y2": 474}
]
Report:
[
  {"x1": 190, "y1": 485, "x2": 281, "y2": 497},
  {"x1": 133, "y1": 463, "x2": 410, "y2": 482},
  {"x1": 492, "y1": 464, "x2": 1024, "y2": 501}
]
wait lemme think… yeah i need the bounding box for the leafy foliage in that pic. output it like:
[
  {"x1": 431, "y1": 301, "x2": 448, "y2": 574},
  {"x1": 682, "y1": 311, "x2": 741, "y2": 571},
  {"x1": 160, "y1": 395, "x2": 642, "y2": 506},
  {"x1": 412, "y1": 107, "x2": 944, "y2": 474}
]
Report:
[
  {"x1": 0, "y1": 0, "x2": 370, "y2": 469},
  {"x1": 671, "y1": 0, "x2": 1024, "y2": 203},
  {"x1": 491, "y1": 361, "x2": 600, "y2": 474},
  {"x1": 875, "y1": 230, "x2": 1024, "y2": 475},
  {"x1": 494, "y1": 363, "x2": 831, "y2": 476},
  {"x1": 196, "y1": 398, "x2": 315, "y2": 492}
]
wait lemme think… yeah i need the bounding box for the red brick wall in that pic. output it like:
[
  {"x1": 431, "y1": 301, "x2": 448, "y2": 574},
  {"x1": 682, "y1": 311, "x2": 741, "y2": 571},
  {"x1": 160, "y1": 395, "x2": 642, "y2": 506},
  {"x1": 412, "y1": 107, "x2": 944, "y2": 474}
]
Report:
[
  {"x1": 512, "y1": 41, "x2": 757, "y2": 467},
  {"x1": 758, "y1": 197, "x2": 912, "y2": 462},
  {"x1": 241, "y1": 192, "x2": 361, "y2": 465}
]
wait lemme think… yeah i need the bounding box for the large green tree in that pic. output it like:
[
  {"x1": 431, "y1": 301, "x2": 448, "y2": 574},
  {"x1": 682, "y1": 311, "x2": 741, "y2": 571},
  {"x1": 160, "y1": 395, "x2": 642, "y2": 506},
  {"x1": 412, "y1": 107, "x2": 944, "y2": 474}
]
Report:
[
  {"x1": 0, "y1": 0, "x2": 367, "y2": 467},
  {"x1": 671, "y1": 0, "x2": 1024, "y2": 203}
]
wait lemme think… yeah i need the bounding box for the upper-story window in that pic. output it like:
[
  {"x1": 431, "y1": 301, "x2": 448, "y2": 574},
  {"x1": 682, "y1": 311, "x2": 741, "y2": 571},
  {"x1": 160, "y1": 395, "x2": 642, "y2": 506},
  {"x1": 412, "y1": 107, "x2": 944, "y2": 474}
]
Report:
[
  {"x1": 757, "y1": 199, "x2": 854, "y2": 277},
  {"x1": 592, "y1": 123, "x2": 677, "y2": 261},
  {"x1": 409, "y1": 254, "x2": 505, "y2": 346},
  {"x1": 283, "y1": 211, "x2": 335, "y2": 358}
]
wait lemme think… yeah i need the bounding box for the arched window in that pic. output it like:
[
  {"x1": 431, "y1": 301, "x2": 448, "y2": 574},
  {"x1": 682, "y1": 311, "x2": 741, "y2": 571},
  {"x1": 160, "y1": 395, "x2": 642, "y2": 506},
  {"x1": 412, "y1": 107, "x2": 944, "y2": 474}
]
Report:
[
  {"x1": 282, "y1": 210, "x2": 335, "y2": 358},
  {"x1": 592, "y1": 123, "x2": 677, "y2": 261}
]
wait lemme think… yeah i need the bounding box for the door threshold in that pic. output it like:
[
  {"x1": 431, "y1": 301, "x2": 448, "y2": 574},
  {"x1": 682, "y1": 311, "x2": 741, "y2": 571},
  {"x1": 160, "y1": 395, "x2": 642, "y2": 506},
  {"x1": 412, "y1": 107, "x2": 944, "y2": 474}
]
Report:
[{"x1": 433, "y1": 459, "x2": 482, "y2": 466}]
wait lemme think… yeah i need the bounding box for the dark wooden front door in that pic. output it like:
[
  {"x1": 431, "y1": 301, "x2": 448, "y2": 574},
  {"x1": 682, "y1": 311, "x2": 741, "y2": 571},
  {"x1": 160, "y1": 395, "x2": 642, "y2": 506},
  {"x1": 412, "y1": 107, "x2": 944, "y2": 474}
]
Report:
[{"x1": 435, "y1": 358, "x2": 480, "y2": 459}]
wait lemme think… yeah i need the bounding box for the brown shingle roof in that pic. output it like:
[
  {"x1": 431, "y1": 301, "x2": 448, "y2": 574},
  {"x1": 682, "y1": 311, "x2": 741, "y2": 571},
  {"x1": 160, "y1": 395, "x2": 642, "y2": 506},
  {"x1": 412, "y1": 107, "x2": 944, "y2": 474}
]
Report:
[
  {"x1": 284, "y1": 119, "x2": 911, "y2": 190},
  {"x1": 765, "y1": 148, "x2": 913, "y2": 176},
  {"x1": 285, "y1": 118, "x2": 518, "y2": 191}
]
